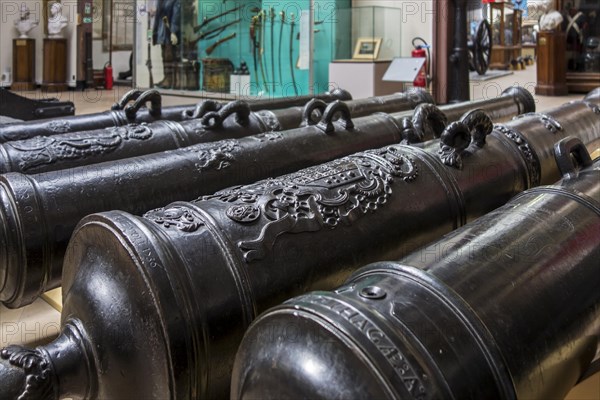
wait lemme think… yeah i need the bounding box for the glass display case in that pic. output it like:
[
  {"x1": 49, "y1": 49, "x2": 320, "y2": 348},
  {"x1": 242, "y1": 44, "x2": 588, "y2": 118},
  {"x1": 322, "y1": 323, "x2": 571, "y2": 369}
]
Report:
[
  {"x1": 332, "y1": 6, "x2": 402, "y2": 61},
  {"x1": 557, "y1": 0, "x2": 600, "y2": 92},
  {"x1": 521, "y1": 20, "x2": 538, "y2": 59},
  {"x1": 328, "y1": 6, "x2": 404, "y2": 98},
  {"x1": 485, "y1": 1, "x2": 522, "y2": 69},
  {"x1": 133, "y1": 0, "x2": 351, "y2": 98}
]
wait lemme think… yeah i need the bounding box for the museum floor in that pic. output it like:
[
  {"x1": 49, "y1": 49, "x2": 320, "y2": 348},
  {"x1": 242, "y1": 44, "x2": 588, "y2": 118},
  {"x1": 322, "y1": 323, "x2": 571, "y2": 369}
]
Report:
[{"x1": 1, "y1": 65, "x2": 599, "y2": 399}]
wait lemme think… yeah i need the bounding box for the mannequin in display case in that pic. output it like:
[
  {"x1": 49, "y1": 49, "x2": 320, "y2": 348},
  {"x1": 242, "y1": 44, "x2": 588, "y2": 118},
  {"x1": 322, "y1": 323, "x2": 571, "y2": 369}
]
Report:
[{"x1": 152, "y1": 0, "x2": 181, "y2": 89}]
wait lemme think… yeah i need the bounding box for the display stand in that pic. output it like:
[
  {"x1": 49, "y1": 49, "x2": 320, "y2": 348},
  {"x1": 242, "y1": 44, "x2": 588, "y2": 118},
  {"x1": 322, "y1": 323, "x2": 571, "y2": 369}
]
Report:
[
  {"x1": 535, "y1": 31, "x2": 568, "y2": 96},
  {"x1": 329, "y1": 60, "x2": 404, "y2": 99},
  {"x1": 42, "y1": 38, "x2": 68, "y2": 92},
  {"x1": 12, "y1": 39, "x2": 36, "y2": 91}
]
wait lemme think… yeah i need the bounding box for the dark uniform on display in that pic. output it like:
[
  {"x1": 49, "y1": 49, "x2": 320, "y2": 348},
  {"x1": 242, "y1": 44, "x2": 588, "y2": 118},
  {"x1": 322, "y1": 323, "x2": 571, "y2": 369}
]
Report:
[{"x1": 153, "y1": 0, "x2": 181, "y2": 88}]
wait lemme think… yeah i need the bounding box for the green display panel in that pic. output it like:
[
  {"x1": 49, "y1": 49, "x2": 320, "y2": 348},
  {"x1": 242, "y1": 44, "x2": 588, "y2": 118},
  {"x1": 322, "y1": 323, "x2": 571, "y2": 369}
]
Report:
[{"x1": 195, "y1": 0, "x2": 351, "y2": 97}]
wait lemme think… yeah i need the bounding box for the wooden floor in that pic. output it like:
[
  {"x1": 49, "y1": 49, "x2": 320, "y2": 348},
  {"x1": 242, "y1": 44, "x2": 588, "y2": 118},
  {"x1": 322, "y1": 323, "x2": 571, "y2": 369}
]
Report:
[{"x1": 1, "y1": 65, "x2": 599, "y2": 399}]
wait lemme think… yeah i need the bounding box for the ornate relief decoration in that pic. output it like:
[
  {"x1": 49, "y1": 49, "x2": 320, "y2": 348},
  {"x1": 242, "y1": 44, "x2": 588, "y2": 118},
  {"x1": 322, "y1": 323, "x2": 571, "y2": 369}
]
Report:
[
  {"x1": 250, "y1": 132, "x2": 284, "y2": 143},
  {"x1": 182, "y1": 140, "x2": 239, "y2": 172},
  {"x1": 513, "y1": 112, "x2": 563, "y2": 133},
  {"x1": 46, "y1": 120, "x2": 71, "y2": 133},
  {"x1": 0, "y1": 345, "x2": 55, "y2": 400},
  {"x1": 202, "y1": 146, "x2": 419, "y2": 262},
  {"x1": 255, "y1": 110, "x2": 282, "y2": 131},
  {"x1": 495, "y1": 124, "x2": 541, "y2": 187},
  {"x1": 7, "y1": 124, "x2": 153, "y2": 171},
  {"x1": 145, "y1": 206, "x2": 204, "y2": 233}
]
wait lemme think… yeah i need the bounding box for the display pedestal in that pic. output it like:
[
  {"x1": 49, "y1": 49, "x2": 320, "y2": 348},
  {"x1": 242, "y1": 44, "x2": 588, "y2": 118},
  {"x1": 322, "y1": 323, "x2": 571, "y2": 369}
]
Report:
[
  {"x1": 329, "y1": 60, "x2": 405, "y2": 99},
  {"x1": 535, "y1": 31, "x2": 568, "y2": 96},
  {"x1": 12, "y1": 39, "x2": 36, "y2": 91},
  {"x1": 42, "y1": 38, "x2": 68, "y2": 92}
]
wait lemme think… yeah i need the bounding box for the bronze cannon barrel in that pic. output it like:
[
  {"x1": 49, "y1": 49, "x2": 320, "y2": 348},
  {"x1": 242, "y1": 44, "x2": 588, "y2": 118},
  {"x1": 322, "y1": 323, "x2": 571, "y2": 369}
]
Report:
[
  {"x1": 0, "y1": 88, "x2": 536, "y2": 308},
  {"x1": 0, "y1": 97, "x2": 597, "y2": 399},
  {"x1": 232, "y1": 139, "x2": 599, "y2": 400},
  {"x1": 0, "y1": 90, "x2": 435, "y2": 175},
  {"x1": 0, "y1": 88, "x2": 354, "y2": 143}
]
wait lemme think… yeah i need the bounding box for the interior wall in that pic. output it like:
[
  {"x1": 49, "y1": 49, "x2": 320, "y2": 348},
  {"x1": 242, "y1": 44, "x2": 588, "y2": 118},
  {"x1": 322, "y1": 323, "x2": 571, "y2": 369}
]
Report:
[
  {"x1": 0, "y1": 0, "x2": 77, "y2": 87},
  {"x1": 92, "y1": 4, "x2": 132, "y2": 76},
  {"x1": 0, "y1": 0, "x2": 130, "y2": 88},
  {"x1": 352, "y1": 0, "x2": 433, "y2": 56}
]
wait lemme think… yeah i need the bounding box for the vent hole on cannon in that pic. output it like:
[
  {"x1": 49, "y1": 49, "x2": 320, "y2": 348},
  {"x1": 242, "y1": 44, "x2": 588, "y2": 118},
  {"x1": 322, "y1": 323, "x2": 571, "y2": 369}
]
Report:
[{"x1": 359, "y1": 286, "x2": 387, "y2": 300}]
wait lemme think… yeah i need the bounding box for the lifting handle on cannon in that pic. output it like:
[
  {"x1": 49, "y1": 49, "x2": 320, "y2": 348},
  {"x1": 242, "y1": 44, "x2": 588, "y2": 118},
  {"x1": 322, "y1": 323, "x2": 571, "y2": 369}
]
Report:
[
  {"x1": 201, "y1": 100, "x2": 252, "y2": 129},
  {"x1": 301, "y1": 99, "x2": 328, "y2": 127},
  {"x1": 554, "y1": 136, "x2": 594, "y2": 178},
  {"x1": 123, "y1": 90, "x2": 162, "y2": 120},
  {"x1": 317, "y1": 101, "x2": 355, "y2": 134},
  {"x1": 111, "y1": 89, "x2": 145, "y2": 110}
]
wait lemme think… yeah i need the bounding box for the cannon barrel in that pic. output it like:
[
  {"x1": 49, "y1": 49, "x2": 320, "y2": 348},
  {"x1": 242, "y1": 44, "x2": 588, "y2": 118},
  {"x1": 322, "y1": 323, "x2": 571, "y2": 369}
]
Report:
[
  {"x1": 0, "y1": 89, "x2": 436, "y2": 175},
  {"x1": 0, "y1": 88, "x2": 354, "y2": 143},
  {"x1": 233, "y1": 139, "x2": 599, "y2": 400},
  {"x1": 0, "y1": 85, "x2": 536, "y2": 176},
  {"x1": 0, "y1": 89, "x2": 536, "y2": 308},
  {"x1": 585, "y1": 87, "x2": 600, "y2": 103},
  {"x1": 0, "y1": 96, "x2": 598, "y2": 399}
]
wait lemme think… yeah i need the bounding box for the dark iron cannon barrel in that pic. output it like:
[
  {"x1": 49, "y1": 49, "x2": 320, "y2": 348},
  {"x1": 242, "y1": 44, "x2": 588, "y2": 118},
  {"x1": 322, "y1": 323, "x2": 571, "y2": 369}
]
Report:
[
  {"x1": 0, "y1": 86, "x2": 533, "y2": 177},
  {"x1": 0, "y1": 89, "x2": 533, "y2": 309},
  {"x1": 0, "y1": 88, "x2": 355, "y2": 143},
  {"x1": 0, "y1": 96, "x2": 598, "y2": 399},
  {"x1": 233, "y1": 138, "x2": 599, "y2": 400},
  {"x1": 0, "y1": 90, "x2": 435, "y2": 175}
]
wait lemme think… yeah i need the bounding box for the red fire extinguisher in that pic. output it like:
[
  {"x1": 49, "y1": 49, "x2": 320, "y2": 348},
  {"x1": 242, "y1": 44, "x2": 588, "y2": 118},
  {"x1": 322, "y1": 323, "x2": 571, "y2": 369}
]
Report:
[
  {"x1": 412, "y1": 37, "x2": 430, "y2": 88},
  {"x1": 104, "y1": 62, "x2": 114, "y2": 90}
]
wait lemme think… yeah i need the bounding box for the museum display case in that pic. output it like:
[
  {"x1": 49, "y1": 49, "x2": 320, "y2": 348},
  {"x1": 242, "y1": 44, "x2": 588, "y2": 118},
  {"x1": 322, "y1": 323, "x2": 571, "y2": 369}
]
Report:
[
  {"x1": 133, "y1": 0, "x2": 353, "y2": 98},
  {"x1": 557, "y1": 0, "x2": 600, "y2": 92},
  {"x1": 329, "y1": 6, "x2": 403, "y2": 98},
  {"x1": 486, "y1": 0, "x2": 523, "y2": 70}
]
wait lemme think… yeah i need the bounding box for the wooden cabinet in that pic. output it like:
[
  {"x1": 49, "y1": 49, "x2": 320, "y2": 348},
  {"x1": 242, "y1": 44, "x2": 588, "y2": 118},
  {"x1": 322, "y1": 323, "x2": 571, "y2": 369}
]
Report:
[
  {"x1": 535, "y1": 31, "x2": 568, "y2": 96},
  {"x1": 487, "y1": 2, "x2": 522, "y2": 70},
  {"x1": 12, "y1": 39, "x2": 36, "y2": 91},
  {"x1": 42, "y1": 39, "x2": 68, "y2": 92}
]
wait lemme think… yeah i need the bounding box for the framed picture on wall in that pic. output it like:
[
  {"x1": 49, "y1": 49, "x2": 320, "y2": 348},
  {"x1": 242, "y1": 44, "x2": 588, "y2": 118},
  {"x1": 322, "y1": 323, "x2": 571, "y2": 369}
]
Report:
[{"x1": 353, "y1": 37, "x2": 383, "y2": 60}]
